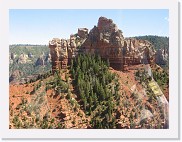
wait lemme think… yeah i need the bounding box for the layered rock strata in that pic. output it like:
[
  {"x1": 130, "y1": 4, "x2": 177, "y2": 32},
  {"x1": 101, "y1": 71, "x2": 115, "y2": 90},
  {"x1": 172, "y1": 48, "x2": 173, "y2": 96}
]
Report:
[
  {"x1": 155, "y1": 48, "x2": 168, "y2": 65},
  {"x1": 49, "y1": 17, "x2": 156, "y2": 72},
  {"x1": 49, "y1": 38, "x2": 68, "y2": 73}
]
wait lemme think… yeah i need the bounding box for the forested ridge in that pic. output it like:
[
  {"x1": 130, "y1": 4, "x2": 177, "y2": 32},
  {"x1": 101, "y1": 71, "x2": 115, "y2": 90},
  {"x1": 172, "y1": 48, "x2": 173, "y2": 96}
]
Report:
[{"x1": 70, "y1": 54, "x2": 119, "y2": 128}]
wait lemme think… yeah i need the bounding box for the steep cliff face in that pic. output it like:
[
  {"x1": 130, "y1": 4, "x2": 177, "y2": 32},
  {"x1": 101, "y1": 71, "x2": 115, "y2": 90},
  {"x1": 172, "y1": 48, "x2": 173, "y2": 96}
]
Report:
[
  {"x1": 49, "y1": 16, "x2": 156, "y2": 72},
  {"x1": 80, "y1": 17, "x2": 155, "y2": 70},
  {"x1": 123, "y1": 38, "x2": 155, "y2": 64},
  {"x1": 49, "y1": 38, "x2": 61, "y2": 72},
  {"x1": 49, "y1": 38, "x2": 68, "y2": 73},
  {"x1": 134, "y1": 35, "x2": 169, "y2": 66},
  {"x1": 82, "y1": 17, "x2": 124, "y2": 52},
  {"x1": 155, "y1": 48, "x2": 168, "y2": 65}
]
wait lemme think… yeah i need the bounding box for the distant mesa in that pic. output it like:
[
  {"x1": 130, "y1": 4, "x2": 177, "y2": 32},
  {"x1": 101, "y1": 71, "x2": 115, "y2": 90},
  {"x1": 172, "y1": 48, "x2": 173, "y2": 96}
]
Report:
[{"x1": 49, "y1": 17, "x2": 157, "y2": 73}]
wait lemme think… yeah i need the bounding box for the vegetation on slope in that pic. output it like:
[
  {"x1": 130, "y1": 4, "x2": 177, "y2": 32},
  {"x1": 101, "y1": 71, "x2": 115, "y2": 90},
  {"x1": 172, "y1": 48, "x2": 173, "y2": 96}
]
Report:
[
  {"x1": 70, "y1": 54, "x2": 119, "y2": 128},
  {"x1": 9, "y1": 52, "x2": 168, "y2": 129},
  {"x1": 10, "y1": 45, "x2": 49, "y2": 57},
  {"x1": 9, "y1": 45, "x2": 51, "y2": 79}
]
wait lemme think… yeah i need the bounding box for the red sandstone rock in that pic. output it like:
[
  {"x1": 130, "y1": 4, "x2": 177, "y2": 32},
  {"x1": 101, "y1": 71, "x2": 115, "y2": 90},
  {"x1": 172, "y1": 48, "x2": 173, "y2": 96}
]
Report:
[
  {"x1": 78, "y1": 28, "x2": 88, "y2": 39},
  {"x1": 49, "y1": 17, "x2": 156, "y2": 72}
]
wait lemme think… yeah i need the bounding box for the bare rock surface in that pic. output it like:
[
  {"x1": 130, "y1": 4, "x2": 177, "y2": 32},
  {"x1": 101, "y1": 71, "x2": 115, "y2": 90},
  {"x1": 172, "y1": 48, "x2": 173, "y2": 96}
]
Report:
[{"x1": 48, "y1": 17, "x2": 157, "y2": 72}]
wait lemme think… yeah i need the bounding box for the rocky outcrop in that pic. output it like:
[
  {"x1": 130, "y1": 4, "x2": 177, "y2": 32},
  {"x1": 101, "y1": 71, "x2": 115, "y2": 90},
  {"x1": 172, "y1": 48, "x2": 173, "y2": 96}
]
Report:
[
  {"x1": 17, "y1": 53, "x2": 29, "y2": 64},
  {"x1": 45, "y1": 53, "x2": 51, "y2": 63},
  {"x1": 49, "y1": 16, "x2": 156, "y2": 72},
  {"x1": 155, "y1": 48, "x2": 168, "y2": 65},
  {"x1": 35, "y1": 55, "x2": 45, "y2": 66},
  {"x1": 9, "y1": 55, "x2": 13, "y2": 64},
  {"x1": 80, "y1": 17, "x2": 125, "y2": 70},
  {"x1": 78, "y1": 28, "x2": 88, "y2": 39},
  {"x1": 123, "y1": 38, "x2": 155, "y2": 65},
  {"x1": 81, "y1": 17, "x2": 155, "y2": 70},
  {"x1": 49, "y1": 38, "x2": 68, "y2": 73},
  {"x1": 35, "y1": 53, "x2": 52, "y2": 64},
  {"x1": 10, "y1": 53, "x2": 16, "y2": 60},
  {"x1": 28, "y1": 52, "x2": 33, "y2": 58}
]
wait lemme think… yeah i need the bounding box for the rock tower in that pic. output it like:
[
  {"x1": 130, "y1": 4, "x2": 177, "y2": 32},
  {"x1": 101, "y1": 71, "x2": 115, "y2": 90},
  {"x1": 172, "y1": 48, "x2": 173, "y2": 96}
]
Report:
[
  {"x1": 49, "y1": 38, "x2": 68, "y2": 73},
  {"x1": 49, "y1": 17, "x2": 155, "y2": 73}
]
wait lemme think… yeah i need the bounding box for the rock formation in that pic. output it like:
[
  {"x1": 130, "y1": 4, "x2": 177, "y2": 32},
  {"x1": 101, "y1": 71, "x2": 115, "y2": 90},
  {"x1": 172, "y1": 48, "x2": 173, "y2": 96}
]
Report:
[
  {"x1": 123, "y1": 38, "x2": 155, "y2": 66},
  {"x1": 9, "y1": 54, "x2": 14, "y2": 64},
  {"x1": 49, "y1": 38, "x2": 68, "y2": 73},
  {"x1": 35, "y1": 55, "x2": 45, "y2": 66},
  {"x1": 77, "y1": 28, "x2": 88, "y2": 39},
  {"x1": 17, "y1": 53, "x2": 29, "y2": 64},
  {"x1": 10, "y1": 53, "x2": 16, "y2": 60},
  {"x1": 45, "y1": 53, "x2": 52, "y2": 63},
  {"x1": 155, "y1": 48, "x2": 168, "y2": 65},
  {"x1": 49, "y1": 16, "x2": 156, "y2": 72},
  {"x1": 28, "y1": 52, "x2": 33, "y2": 58},
  {"x1": 81, "y1": 17, "x2": 125, "y2": 70}
]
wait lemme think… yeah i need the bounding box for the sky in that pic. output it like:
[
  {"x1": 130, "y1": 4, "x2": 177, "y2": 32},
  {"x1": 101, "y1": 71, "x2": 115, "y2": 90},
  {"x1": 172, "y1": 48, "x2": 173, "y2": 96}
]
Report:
[{"x1": 9, "y1": 9, "x2": 169, "y2": 45}]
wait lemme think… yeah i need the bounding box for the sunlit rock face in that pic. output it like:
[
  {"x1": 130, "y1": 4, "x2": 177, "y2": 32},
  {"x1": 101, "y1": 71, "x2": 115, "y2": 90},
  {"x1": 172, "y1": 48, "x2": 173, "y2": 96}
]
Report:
[
  {"x1": 17, "y1": 53, "x2": 29, "y2": 64},
  {"x1": 81, "y1": 17, "x2": 155, "y2": 70},
  {"x1": 49, "y1": 16, "x2": 156, "y2": 72},
  {"x1": 155, "y1": 48, "x2": 168, "y2": 65},
  {"x1": 49, "y1": 38, "x2": 68, "y2": 73}
]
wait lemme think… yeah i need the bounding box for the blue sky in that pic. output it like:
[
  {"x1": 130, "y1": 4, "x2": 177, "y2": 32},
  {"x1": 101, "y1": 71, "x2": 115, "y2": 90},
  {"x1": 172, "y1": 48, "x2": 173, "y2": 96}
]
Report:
[{"x1": 9, "y1": 9, "x2": 169, "y2": 45}]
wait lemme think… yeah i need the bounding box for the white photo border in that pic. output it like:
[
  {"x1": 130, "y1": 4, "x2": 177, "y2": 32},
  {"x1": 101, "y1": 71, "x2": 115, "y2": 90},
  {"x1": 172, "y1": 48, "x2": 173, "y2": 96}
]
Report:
[{"x1": 0, "y1": 0, "x2": 179, "y2": 139}]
